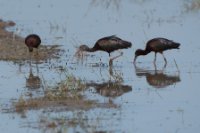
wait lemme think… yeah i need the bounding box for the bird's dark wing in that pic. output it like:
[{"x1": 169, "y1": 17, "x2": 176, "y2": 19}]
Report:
[
  {"x1": 147, "y1": 38, "x2": 180, "y2": 52},
  {"x1": 94, "y1": 36, "x2": 131, "y2": 52}
]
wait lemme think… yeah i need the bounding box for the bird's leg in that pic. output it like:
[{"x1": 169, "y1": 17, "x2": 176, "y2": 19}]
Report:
[
  {"x1": 36, "y1": 49, "x2": 39, "y2": 73},
  {"x1": 163, "y1": 62, "x2": 167, "y2": 70},
  {"x1": 153, "y1": 62, "x2": 158, "y2": 71},
  {"x1": 109, "y1": 64, "x2": 114, "y2": 80},
  {"x1": 36, "y1": 59, "x2": 39, "y2": 75},
  {"x1": 36, "y1": 48, "x2": 39, "y2": 56},
  {"x1": 109, "y1": 60, "x2": 113, "y2": 66},
  {"x1": 29, "y1": 52, "x2": 33, "y2": 72},
  {"x1": 29, "y1": 51, "x2": 32, "y2": 67},
  {"x1": 174, "y1": 59, "x2": 180, "y2": 73},
  {"x1": 109, "y1": 51, "x2": 123, "y2": 65},
  {"x1": 154, "y1": 52, "x2": 157, "y2": 64},
  {"x1": 161, "y1": 53, "x2": 167, "y2": 65},
  {"x1": 99, "y1": 58, "x2": 104, "y2": 66}
]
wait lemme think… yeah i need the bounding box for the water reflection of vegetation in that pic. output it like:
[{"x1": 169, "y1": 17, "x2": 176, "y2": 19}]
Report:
[
  {"x1": 13, "y1": 68, "x2": 117, "y2": 115},
  {"x1": 24, "y1": 109, "x2": 119, "y2": 133},
  {"x1": 86, "y1": 65, "x2": 132, "y2": 98},
  {"x1": 184, "y1": 0, "x2": 200, "y2": 12},
  {"x1": 89, "y1": 0, "x2": 147, "y2": 10},
  {"x1": 134, "y1": 64, "x2": 181, "y2": 88},
  {"x1": 89, "y1": 0, "x2": 122, "y2": 10},
  {"x1": 10, "y1": 67, "x2": 120, "y2": 133}
]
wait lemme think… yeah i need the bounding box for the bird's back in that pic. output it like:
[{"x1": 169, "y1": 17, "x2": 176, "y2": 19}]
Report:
[
  {"x1": 93, "y1": 35, "x2": 132, "y2": 53},
  {"x1": 146, "y1": 38, "x2": 180, "y2": 53}
]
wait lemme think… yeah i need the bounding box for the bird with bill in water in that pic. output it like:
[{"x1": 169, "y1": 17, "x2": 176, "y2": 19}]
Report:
[
  {"x1": 134, "y1": 38, "x2": 180, "y2": 65},
  {"x1": 76, "y1": 35, "x2": 132, "y2": 65}
]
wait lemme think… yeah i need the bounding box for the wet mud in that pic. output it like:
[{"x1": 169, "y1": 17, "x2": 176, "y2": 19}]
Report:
[{"x1": 0, "y1": 19, "x2": 63, "y2": 62}]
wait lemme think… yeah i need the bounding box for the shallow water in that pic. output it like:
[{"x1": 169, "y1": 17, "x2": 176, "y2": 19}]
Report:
[{"x1": 0, "y1": 0, "x2": 200, "y2": 133}]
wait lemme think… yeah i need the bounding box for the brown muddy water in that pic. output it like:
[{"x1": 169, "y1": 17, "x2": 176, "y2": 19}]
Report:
[{"x1": 0, "y1": 0, "x2": 200, "y2": 133}]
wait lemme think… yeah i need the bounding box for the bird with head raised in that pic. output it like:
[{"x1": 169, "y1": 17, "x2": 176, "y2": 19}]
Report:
[
  {"x1": 134, "y1": 38, "x2": 180, "y2": 65},
  {"x1": 77, "y1": 35, "x2": 132, "y2": 65},
  {"x1": 25, "y1": 34, "x2": 41, "y2": 52}
]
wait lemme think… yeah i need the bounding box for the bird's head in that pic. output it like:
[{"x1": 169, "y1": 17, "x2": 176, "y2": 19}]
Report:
[
  {"x1": 124, "y1": 41, "x2": 132, "y2": 48},
  {"x1": 74, "y1": 44, "x2": 90, "y2": 59},
  {"x1": 78, "y1": 45, "x2": 90, "y2": 52},
  {"x1": 134, "y1": 49, "x2": 143, "y2": 63}
]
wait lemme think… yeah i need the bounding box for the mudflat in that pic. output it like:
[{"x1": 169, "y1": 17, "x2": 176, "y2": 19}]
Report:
[{"x1": 0, "y1": 19, "x2": 63, "y2": 62}]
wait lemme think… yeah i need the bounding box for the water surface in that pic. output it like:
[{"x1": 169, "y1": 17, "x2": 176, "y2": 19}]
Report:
[{"x1": 0, "y1": 0, "x2": 200, "y2": 133}]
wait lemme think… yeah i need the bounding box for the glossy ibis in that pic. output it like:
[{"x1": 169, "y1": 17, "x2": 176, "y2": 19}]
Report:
[
  {"x1": 25, "y1": 34, "x2": 41, "y2": 68},
  {"x1": 25, "y1": 34, "x2": 41, "y2": 52},
  {"x1": 77, "y1": 35, "x2": 132, "y2": 65},
  {"x1": 134, "y1": 38, "x2": 180, "y2": 64}
]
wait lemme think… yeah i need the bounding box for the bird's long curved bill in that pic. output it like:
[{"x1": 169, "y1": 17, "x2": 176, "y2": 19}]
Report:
[
  {"x1": 133, "y1": 56, "x2": 137, "y2": 63},
  {"x1": 74, "y1": 48, "x2": 84, "y2": 58}
]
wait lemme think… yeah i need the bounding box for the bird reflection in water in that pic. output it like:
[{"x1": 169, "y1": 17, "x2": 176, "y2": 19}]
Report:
[
  {"x1": 86, "y1": 65, "x2": 132, "y2": 99},
  {"x1": 26, "y1": 62, "x2": 41, "y2": 90},
  {"x1": 134, "y1": 64, "x2": 181, "y2": 89}
]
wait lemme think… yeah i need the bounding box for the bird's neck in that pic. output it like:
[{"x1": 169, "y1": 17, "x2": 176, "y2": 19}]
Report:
[
  {"x1": 140, "y1": 49, "x2": 150, "y2": 55},
  {"x1": 85, "y1": 46, "x2": 97, "y2": 52}
]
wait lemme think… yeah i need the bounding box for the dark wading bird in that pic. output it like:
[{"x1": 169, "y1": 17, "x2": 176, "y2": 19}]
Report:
[
  {"x1": 25, "y1": 34, "x2": 41, "y2": 53},
  {"x1": 77, "y1": 35, "x2": 132, "y2": 65},
  {"x1": 25, "y1": 34, "x2": 41, "y2": 69},
  {"x1": 134, "y1": 38, "x2": 180, "y2": 64}
]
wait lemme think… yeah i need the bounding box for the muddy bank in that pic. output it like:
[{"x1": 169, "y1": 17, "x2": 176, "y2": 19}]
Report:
[{"x1": 0, "y1": 19, "x2": 64, "y2": 62}]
